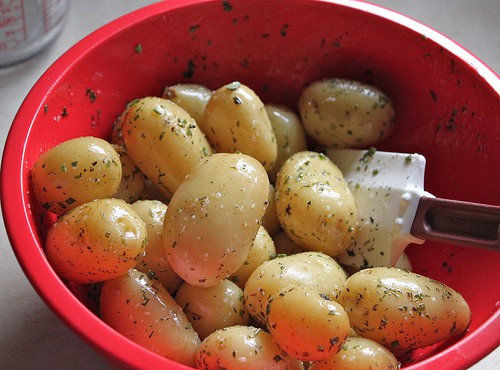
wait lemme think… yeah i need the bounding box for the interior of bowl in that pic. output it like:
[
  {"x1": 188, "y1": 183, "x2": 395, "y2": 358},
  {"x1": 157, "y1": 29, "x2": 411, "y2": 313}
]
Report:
[{"x1": 2, "y1": 0, "x2": 499, "y2": 369}]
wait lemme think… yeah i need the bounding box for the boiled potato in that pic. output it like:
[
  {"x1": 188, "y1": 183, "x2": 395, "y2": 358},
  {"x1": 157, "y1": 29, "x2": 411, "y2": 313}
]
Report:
[
  {"x1": 308, "y1": 336, "x2": 400, "y2": 370},
  {"x1": 131, "y1": 200, "x2": 183, "y2": 295},
  {"x1": 196, "y1": 325, "x2": 304, "y2": 370},
  {"x1": 162, "y1": 83, "x2": 212, "y2": 126},
  {"x1": 112, "y1": 144, "x2": 146, "y2": 203},
  {"x1": 202, "y1": 81, "x2": 277, "y2": 171},
  {"x1": 122, "y1": 96, "x2": 213, "y2": 199},
  {"x1": 244, "y1": 252, "x2": 347, "y2": 326},
  {"x1": 175, "y1": 279, "x2": 250, "y2": 340},
  {"x1": 45, "y1": 198, "x2": 147, "y2": 283},
  {"x1": 163, "y1": 153, "x2": 269, "y2": 287},
  {"x1": 261, "y1": 183, "x2": 282, "y2": 237},
  {"x1": 272, "y1": 230, "x2": 305, "y2": 255},
  {"x1": 100, "y1": 269, "x2": 200, "y2": 367},
  {"x1": 265, "y1": 104, "x2": 308, "y2": 182},
  {"x1": 275, "y1": 151, "x2": 357, "y2": 257},
  {"x1": 110, "y1": 108, "x2": 127, "y2": 146},
  {"x1": 298, "y1": 78, "x2": 395, "y2": 148},
  {"x1": 339, "y1": 267, "x2": 471, "y2": 353},
  {"x1": 267, "y1": 285, "x2": 350, "y2": 361},
  {"x1": 229, "y1": 226, "x2": 276, "y2": 289},
  {"x1": 31, "y1": 136, "x2": 122, "y2": 215}
]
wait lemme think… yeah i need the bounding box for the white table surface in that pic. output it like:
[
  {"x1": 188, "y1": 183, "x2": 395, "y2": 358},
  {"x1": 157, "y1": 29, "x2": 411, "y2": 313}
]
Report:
[{"x1": 0, "y1": 1, "x2": 498, "y2": 369}]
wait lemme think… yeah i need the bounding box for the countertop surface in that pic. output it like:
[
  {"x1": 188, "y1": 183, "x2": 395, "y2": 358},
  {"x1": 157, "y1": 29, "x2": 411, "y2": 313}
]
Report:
[{"x1": 0, "y1": 1, "x2": 498, "y2": 369}]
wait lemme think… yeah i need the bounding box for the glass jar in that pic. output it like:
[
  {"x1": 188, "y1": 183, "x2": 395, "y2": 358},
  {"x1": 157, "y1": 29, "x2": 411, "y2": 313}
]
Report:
[{"x1": 0, "y1": 0, "x2": 69, "y2": 68}]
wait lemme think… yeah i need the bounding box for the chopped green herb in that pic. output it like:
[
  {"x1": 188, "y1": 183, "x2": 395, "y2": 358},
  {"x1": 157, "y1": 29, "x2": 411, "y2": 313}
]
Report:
[{"x1": 226, "y1": 81, "x2": 241, "y2": 90}]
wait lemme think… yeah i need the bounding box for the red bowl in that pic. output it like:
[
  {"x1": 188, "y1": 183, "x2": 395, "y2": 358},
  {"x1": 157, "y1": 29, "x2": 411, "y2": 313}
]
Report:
[{"x1": 2, "y1": 0, "x2": 499, "y2": 369}]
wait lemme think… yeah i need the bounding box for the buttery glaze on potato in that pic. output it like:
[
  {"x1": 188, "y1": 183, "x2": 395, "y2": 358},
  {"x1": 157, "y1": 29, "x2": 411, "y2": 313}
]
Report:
[
  {"x1": 31, "y1": 136, "x2": 122, "y2": 215},
  {"x1": 100, "y1": 269, "x2": 200, "y2": 367},
  {"x1": 339, "y1": 267, "x2": 471, "y2": 353},
  {"x1": 122, "y1": 96, "x2": 213, "y2": 200},
  {"x1": 267, "y1": 285, "x2": 350, "y2": 362},
  {"x1": 265, "y1": 104, "x2": 308, "y2": 182},
  {"x1": 131, "y1": 200, "x2": 183, "y2": 295},
  {"x1": 112, "y1": 144, "x2": 146, "y2": 203},
  {"x1": 299, "y1": 78, "x2": 395, "y2": 148},
  {"x1": 244, "y1": 252, "x2": 347, "y2": 326},
  {"x1": 175, "y1": 279, "x2": 250, "y2": 340},
  {"x1": 45, "y1": 198, "x2": 147, "y2": 283},
  {"x1": 308, "y1": 336, "x2": 400, "y2": 370},
  {"x1": 202, "y1": 82, "x2": 277, "y2": 171},
  {"x1": 260, "y1": 183, "x2": 282, "y2": 237},
  {"x1": 162, "y1": 83, "x2": 212, "y2": 126},
  {"x1": 275, "y1": 151, "x2": 357, "y2": 257},
  {"x1": 196, "y1": 325, "x2": 304, "y2": 370},
  {"x1": 163, "y1": 153, "x2": 269, "y2": 287},
  {"x1": 229, "y1": 226, "x2": 277, "y2": 289}
]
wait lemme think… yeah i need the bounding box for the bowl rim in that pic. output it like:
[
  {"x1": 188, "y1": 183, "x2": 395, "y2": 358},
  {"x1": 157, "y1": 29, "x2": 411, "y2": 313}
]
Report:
[{"x1": 1, "y1": 0, "x2": 499, "y2": 369}]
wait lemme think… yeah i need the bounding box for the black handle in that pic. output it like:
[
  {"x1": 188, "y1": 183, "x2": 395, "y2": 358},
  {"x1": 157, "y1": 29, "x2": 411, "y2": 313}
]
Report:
[{"x1": 411, "y1": 196, "x2": 500, "y2": 251}]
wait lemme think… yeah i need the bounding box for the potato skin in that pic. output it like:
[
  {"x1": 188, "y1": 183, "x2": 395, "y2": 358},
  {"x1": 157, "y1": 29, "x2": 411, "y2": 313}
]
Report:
[
  {"x1": 112, "y1": 144, "x2": 145, "y2": 203},
  {"x1": 122, "y1": 96, "x2": 213, "y2": 200},
  {"x1": 175, "y1": 279, "x2": 250, "y2": 340},
  {"x1": 261, "y1": 183, "x2": 282, "y2": 236},
  {"x1": 275, "y1": 151, "x2": 357, "y2": 257},
  {"x1": 244, "y1": 252, "x2": 347, "y2": 326},
  {"x1": 202, "y1": 82, "x2": 277, "y2": 171},
  {"x1": 267, "y1": 285, "x2": 350, "y2": 362},
  {"x1": 162, "y1": 83, "x2": 212, "y2": 126},
  {"x1": 298, "y1": 78, "x2": 395, "y2": 148},
  {"x1": 131, "y1": 200, "x2": 183, "y2": 295},
  {"x1": 265, "y1": 104, "x2": 308, "y2": 182},
  {"x1": 339, "y1": 267, "x2": 471, "y2": 353},
  {"x1": 196, "y1": 325, "x2": 304, "y2": 370},
  {"x1": 45, "y1": 198, "x2": 147, "y2": 283},
  {"x1": 100, "y1": 269, "x2": 200, "y2": 367},
  {"x1": 163, "y1": 153, "x2": 269, "y2": 287},
  {"x1": 31, "y1": 136, "x2": 122, "y2": 215},
  {"x1": 308, "y1": 336, "x2": 400, "y2": 370},
  {"x1": 229, "y1": 225, "x2": 277, "y2": 289}
]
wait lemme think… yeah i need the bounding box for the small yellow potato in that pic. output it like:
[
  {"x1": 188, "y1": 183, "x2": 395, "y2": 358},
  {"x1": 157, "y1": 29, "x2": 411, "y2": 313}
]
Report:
[
  {"x1": 244, "y1": 252, "x2": 347, "y2": 326},
  {"x1": 31, "y1": 136, "x2": 122, "y2": 215},
  {"x1": 267, "y1": 285, "x2": 350, "y2": 362},
  {"x1": 275, "y1": 151, "x2": 357, "y2": 257},
  {"x1": 298, "y1": 78, "x2": 395, "y2": 148},
  {"x1": 164, "y1": 153, "x2": 269, "y2": 287},
  {"x1": 261, "y1": 183, "x2": 282, "y2": 237},
  {"x1": 100, "y1": 269, "x2": 200, "y2": 367},
  {"x1": 308, "y1": 337, "x2": 400, "y2": 370},
  {"x1": 175, "y1": 279, "x2": 250, "y2": 340},
  {"x1": 139, "y1": 177, "x2": 171, "y2": 204},
  {"x1": 45, "y1": 198, "x2": 147, "y2": 283},
  {"x1": 131, "y1": 200, "x2": 183, "y2": 295},
  {"x1": 196, "y1": 325, "x2": 304, "y2": 370},
  {"x1": 112, "y1": 145, "x2": 146, "y2": 203},
  {"x1": 162, "y1": 83, "x2": 212, "y2": 126},
  {"x1": 339, "y1": 267, "x2": 471, "y2": 353},
  {"x1": 110, "y1": 108, "x2": 127, "y2": 146},
  {"x1": 272, "y1": 230, "x2": 305, "y2": 255},
  {"x1": 229, "y1": 226, "x2": 277, "y2": 289},
  {"x1": 122, "y1": 96, "x2": 213, "y2": 200},
  {"x1": 265, "y1": 104, "x2": 308, "y2": 182},
  {"x1": 202, "y1": 81, "x2": 277, "y2": 171}
]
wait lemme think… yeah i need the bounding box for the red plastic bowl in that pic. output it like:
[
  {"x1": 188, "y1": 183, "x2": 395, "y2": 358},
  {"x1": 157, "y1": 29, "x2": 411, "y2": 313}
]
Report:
[{"x1": 2, "y1": 0, "x2": 499, "y2": 369}]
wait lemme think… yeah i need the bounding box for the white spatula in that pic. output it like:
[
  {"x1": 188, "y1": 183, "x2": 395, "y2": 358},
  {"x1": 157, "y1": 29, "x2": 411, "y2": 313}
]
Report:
[{"x1": 327, "y1": 148, "x2": 500, "y2": 270}]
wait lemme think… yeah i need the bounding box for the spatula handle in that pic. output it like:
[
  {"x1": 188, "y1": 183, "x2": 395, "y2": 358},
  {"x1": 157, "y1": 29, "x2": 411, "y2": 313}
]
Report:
[{"x1": 411, "y1": 197, "x2": 500, "y2": 251}]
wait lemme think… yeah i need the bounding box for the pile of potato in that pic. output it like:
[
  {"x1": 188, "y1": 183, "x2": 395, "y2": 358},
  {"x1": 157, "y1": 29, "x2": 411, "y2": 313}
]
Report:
[{"x1": 30, "y1": 80, "x2": 470, "y2": 369}]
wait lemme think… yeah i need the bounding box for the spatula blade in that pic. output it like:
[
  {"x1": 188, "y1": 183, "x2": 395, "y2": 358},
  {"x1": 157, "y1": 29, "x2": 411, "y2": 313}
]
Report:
[{"x1": 327, "y1": 148, "x2": 430, "y2": 269}]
